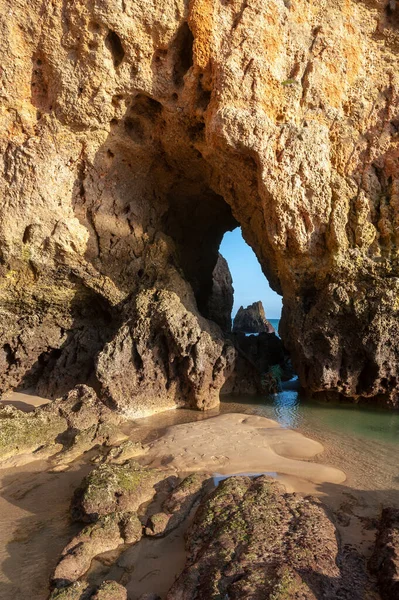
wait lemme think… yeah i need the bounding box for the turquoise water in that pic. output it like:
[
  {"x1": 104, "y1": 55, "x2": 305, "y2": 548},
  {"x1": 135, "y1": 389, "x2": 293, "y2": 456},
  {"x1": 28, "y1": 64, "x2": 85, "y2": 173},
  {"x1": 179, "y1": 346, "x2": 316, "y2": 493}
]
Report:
[
  {"x1": 268, "y1": 318, "x2": 280, "y2": 332},
  {"x1": 221, "y1": 378, "x2": 399, "y2": 502}
]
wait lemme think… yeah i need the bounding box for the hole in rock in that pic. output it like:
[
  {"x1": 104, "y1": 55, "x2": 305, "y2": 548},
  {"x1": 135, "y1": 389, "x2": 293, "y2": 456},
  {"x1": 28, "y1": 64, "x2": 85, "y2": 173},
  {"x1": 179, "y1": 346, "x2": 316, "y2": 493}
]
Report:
[
  {"x1": 162, "y1": 185, "x2": 238, "y2": 322},
  {"x1": 105, "y1": 30, "x2": 125, "y2": 67},
  {"x1": 220, "y1": 228, "x2": 282, "y2": 331},
  {"x1": 172, "y1": 22, "x2": 194, "y2": 86},
  {"x1": 124, "y1": 117, "x2": 145, "y2": 143}
]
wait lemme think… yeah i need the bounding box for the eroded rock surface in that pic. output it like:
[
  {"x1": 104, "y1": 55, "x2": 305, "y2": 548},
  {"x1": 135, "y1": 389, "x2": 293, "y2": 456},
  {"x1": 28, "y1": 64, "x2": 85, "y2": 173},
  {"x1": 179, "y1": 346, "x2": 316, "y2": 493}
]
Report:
[
  {"x1": 0, "y1": 385, "x2": 123, "y2": 464},
  {"x1": 205, "y1": 253, "x2": 234, "y2": 333},
  {"x1": 71, "y1": 461, "x2": 160, "y2": 522},
  {"x1": 167, "y1": 475, "x2": 369, "y2": 600},
  {"x1": 1, "y1": 0, "x2": 399, "y2": 406},
  {"x1": 233, "y1": 301, "x2": 275, "y2": 334},
  {"x1": 369, "y1": 507, "x2": 399, "y2": 600},
  {"x1": 96, "y1": 287, "x2": 236, "y2": 417}
]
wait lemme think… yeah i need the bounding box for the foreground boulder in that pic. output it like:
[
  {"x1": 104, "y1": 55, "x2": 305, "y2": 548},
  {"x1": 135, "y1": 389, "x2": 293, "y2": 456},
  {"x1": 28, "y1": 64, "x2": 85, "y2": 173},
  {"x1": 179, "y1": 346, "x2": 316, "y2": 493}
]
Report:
[
  {"x1": 52, "y1": 461, "x2": 210, "y2": 596},
  {"x1": 167, "y1": 475, "x2": 367, "y2": 599},
  {"x1": 71, "y1": 461, "x2": 160, "y2": 522},
  {"x1": 369, "y1": 507, "x2": 399, "y2": 600},
  {"x1": 233, "y1": 301, "x2": 275, "y2": 334}
]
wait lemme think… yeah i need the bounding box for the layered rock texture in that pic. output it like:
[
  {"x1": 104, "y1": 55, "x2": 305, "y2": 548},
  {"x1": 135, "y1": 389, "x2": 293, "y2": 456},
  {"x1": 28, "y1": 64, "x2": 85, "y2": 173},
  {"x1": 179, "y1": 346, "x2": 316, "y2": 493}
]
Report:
[
  {"x1": 2, "y1": 0, "x2": 399, "y2": 409},
  {"x1": 232, "y1": 300, "x2": 275, "y2": 334}
]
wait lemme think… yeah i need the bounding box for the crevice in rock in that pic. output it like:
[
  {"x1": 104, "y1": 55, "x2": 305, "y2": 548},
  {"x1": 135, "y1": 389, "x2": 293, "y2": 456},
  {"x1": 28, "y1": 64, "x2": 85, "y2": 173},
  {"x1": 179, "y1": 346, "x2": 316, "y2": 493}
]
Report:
[
  {"x1": 105, "y1": 30, "x2": 125, "y2": 68},
  {"x1": 172, "y1": 22, "x2": 194, "y2": 87}
]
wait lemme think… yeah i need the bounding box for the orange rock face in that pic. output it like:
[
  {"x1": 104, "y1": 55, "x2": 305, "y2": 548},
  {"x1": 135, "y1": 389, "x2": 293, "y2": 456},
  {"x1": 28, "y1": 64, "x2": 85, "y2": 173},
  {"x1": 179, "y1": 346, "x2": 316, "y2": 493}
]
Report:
[{"x1": 1, "y1": 0, "x2": 399, "y2": 410}]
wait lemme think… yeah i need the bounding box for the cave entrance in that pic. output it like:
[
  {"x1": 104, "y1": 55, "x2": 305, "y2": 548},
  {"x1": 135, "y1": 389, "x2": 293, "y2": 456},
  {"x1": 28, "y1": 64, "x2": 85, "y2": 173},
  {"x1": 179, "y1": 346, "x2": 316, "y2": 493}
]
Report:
[{"x1": 219, "y1": 227, "x2": 282, "y2": 332}]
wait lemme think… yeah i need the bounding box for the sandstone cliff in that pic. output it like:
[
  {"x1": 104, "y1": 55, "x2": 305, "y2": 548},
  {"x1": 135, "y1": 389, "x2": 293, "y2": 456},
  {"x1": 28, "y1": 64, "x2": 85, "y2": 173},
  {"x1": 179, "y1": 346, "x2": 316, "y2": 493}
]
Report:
[{"x1": 1, "y1": 0, "x2": 399, "y2": 410}]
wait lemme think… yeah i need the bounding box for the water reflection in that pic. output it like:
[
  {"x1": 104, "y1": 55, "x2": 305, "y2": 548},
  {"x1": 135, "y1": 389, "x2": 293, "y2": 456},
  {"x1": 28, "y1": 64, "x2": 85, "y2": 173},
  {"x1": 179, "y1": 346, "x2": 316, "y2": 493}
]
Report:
[{"x1": 272, "y1": 377, "x2": 301, "y2": 429}]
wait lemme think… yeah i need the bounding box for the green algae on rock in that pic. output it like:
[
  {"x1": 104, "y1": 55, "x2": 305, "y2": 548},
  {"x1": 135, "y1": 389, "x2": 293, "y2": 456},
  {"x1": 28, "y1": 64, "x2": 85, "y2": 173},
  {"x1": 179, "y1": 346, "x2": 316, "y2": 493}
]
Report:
[
  {"x1": 72, "y1": 460, "x2": 161, "y2": 522},
  {"x1": 0, "y1": 403, "x2": 65, "y2": 462},
  {"x1": 0, "y1": 385, "x2": 124, "y2": 465},
  {"x1": 167, "y1": 475, "x2": 369, "y2": 599},
  {"x1": 49, "y1": 580, "x2": 127, "y2": 600}
]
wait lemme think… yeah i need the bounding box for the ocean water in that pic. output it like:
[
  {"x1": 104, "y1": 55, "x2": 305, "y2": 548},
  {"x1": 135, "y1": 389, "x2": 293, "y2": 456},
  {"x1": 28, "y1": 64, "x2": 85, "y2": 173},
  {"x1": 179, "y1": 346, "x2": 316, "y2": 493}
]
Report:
[
  {"x1": 221, "y1": 379, "x2": 399, "y2": 505},
  {"x1": 268, "y1": 318, "x2": 280, "y2": 335}
]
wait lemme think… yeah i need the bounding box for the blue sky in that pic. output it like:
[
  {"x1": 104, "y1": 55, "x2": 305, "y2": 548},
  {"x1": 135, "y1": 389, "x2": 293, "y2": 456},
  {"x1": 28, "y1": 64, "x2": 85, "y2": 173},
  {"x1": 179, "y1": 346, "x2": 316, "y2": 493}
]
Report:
[{"x1": 220, "y1": 228, "x2": 282, "y2": 318}]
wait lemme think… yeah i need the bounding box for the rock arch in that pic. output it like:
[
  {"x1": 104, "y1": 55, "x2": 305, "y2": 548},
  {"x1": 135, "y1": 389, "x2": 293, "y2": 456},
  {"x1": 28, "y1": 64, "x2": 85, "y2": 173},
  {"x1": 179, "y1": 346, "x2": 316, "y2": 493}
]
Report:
[{"x1": 1, "y1": 0, "x2": 399, "y2": 411}]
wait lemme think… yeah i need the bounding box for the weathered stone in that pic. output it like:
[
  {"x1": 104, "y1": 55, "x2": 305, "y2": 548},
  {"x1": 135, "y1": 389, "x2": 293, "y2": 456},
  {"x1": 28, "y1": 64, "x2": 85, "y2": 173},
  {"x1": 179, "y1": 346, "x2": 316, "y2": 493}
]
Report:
[
  {"x1": 92, "y1": 581, "x2": 127, "y2": 600},
  {"x1": 369, "y1": 507, "x2": 399, "y2": 600},
  {"x1": 96, "y1": 288, "x2": 236, "y2": 417},
  {"x1": 53, "y1": 511, "x2": 141, "y2": 586},
  {"x1": 53, "y1": 514, "x2": 124, "y2": 586},
  {"x1": 167, "y1": 475, "x2": 368, "y2": 599},
  {"x1": 0, "y1": 385, "x2": 123, "y2": 463},
  {"x1": 0, "y1": 403, "x2": 65, "y2": 462},
  {"x1": 48, "y1": 582, "x2": 92, "y2": 600},
  {"x1": 146, "y1": 473, "x2": 210, "y2": 537},
  {"x1": 49, "y1": 581, "x2": 128, "y2": 600},
  {"x1": 204, "y1": 253, "x2": 234, "y2": 332},
  {"x1": 233, "y1": 301, "x2": 274, "y2": 334},
  {"x1": 72, "y1": 461, "x2": 160, "y2": 522},
  {"x1": 222, "y1": 332, "x2": 291, "y2": 395},
  {"x1": 1, "y1": 0, "x2": 399, "y2": 406},
  {"x1": 105, "y1": 440, "x2": 145, "y2": 464}
]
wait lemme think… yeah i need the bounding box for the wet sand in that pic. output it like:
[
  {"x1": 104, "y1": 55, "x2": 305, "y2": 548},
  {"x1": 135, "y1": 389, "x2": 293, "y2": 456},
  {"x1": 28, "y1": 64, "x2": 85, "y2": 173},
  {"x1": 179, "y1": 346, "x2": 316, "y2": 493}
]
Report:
[{"x1": 143, "y1": 413, "x2": 346, "y2": 492}]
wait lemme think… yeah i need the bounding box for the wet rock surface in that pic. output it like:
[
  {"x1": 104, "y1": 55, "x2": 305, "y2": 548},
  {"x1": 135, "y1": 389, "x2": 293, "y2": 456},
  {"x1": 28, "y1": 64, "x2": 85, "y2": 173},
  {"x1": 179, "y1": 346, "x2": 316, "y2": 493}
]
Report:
[{"x1": 233, "y1": 301, "x2": 275, "y2": 334}]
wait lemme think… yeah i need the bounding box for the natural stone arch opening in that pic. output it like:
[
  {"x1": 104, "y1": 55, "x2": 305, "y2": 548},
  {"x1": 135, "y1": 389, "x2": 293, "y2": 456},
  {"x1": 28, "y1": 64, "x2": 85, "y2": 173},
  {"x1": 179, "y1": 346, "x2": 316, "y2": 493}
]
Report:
[
  {"x1": 219, "y1": 227, "x2": 283, "y2": 329},
  {"x1": 1, "y1": 0, "x2": 399, "y2": 412}
]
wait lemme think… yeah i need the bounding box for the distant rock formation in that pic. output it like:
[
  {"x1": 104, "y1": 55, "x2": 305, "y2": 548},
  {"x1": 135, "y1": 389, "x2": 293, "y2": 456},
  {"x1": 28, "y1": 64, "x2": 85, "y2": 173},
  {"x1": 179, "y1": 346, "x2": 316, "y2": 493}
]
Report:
[
  {"x1": 232, "y1": 301, "x2": 275, "y2": 334},
  {"x1": 205, "y1": 253, "x2": 234, "y2": 333}
]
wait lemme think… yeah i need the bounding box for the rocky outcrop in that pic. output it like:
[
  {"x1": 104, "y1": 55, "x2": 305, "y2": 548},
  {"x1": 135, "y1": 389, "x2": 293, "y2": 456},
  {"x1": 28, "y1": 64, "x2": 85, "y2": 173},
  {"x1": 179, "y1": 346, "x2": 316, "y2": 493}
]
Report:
[
  {"x1": 145, "y1": 473, "x2": 210, "y2": 537},
  {"x1": 96, "y1": 286, "x2": 235, "y2": 416},
  {"x1": 0, "y1": 385, "x2": 123, "y2": 463},
  {"x1": 51, "y1": 460, "x2": 211, "y2": 597},
  {"x1": 222, "y1": 331, "x2": 292, "y2": 395},
  {"x1": 167, "y1": 475, "x2": 369, "y2": 599},
  {"x1": 71, "y1": 461, "x2": 160, "y2": 523},
  {"x1": 49, "y1": 581, "x2": 127, "y2": 600},
  {"x1": 1, "y1": 0, "x2": 399, "y2": 407},
  {"x1": 233, "y1": 301, "x2": 275, "y2": 334},
  {"x1": 369, "y1": 507, "x2": 399, "y2": 600},
  {"x1": 96, "y1": 286, "x2": 236, "y2": 417},
  {"x1": 204, "y1": 253, "x2": 234, "y2": 332}
]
